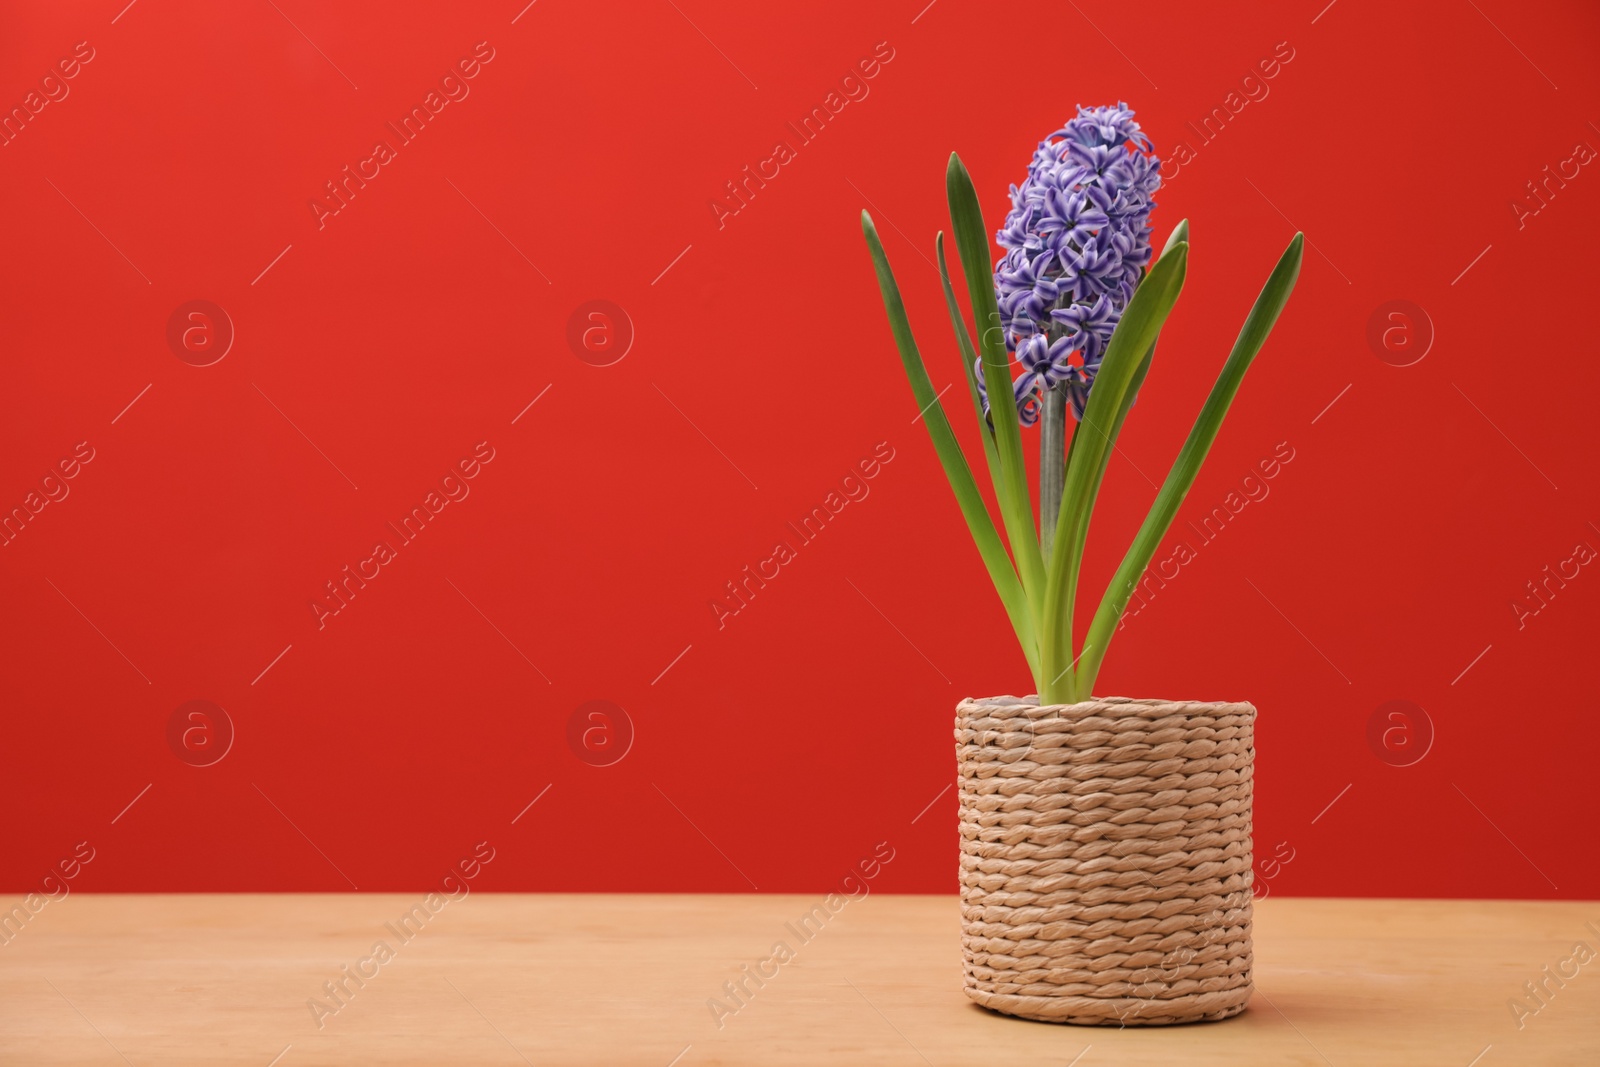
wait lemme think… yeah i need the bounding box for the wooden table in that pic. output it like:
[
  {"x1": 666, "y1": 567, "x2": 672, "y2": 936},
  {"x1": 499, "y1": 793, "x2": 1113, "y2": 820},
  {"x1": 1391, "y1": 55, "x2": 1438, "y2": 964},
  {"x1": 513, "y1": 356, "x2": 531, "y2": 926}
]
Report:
[{"x1": 2, "y1": 894, "x2": 1595, "y2": 1065}]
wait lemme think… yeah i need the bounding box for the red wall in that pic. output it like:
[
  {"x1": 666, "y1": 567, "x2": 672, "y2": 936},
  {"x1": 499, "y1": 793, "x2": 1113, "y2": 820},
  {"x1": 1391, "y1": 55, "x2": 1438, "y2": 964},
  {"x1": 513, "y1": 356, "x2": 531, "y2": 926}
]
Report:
[{"x1": 2, "y1": 0, "x2": 1597, "y2": 900}]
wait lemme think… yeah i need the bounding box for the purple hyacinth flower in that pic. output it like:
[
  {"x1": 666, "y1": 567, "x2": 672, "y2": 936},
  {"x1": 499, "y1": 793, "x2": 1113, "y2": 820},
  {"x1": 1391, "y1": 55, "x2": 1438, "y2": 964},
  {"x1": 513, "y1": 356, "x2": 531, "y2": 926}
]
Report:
[
  {"x1": 986, "y1": 102, "x2": 1162, "y2": 423},
  {"x1": 1015, "y1": 377, "x2": 1042, "y2": 428},
  {"x1": 1050, "y1": 294, "x2": 1117, "y2": 418},
  {"x1": 974, "y1": 355, "x2": 1044, "y2": 428}
]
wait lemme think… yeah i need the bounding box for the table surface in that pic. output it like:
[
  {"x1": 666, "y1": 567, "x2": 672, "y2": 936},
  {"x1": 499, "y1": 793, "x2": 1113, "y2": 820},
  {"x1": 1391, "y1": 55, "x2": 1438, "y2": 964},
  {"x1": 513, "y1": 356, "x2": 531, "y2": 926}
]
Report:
[{"x1": 2, "y1": 894, "x2": 1595, "y2": 1065}]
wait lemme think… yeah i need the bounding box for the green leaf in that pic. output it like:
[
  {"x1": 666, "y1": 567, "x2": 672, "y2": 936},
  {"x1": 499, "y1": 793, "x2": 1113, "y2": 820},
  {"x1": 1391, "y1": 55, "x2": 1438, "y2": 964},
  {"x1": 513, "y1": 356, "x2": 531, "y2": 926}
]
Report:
[
  {"x1": 860, "y1": 210, "x2": 1040, "y2": 681},
  {"x1": 1053, "y1": 219, "x2": 1190, "y2": 687},
  {"x1": 945, "y1": 154, "x2": 1047, "y2": 623},
  {"x1": 1039, "y1": 240, "x2": 1189, "y2": 703},
  {"x1": 1075, "y1": 232, "x2": 1303, "y2": 697},
  {"x1": 935, "y1": 232, "x2": 1001, "y2": 494}
]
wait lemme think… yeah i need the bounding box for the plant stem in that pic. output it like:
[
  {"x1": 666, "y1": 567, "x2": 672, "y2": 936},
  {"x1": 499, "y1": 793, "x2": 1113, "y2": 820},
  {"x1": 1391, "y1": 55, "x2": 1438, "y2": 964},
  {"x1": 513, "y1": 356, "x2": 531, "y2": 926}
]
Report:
[
  {"x1": 1039, "y1": 386, "x2": 1067, "y2": 560},
  {"x1": 1038, "y1": 245, "x2": 1188, "y2": 707}
]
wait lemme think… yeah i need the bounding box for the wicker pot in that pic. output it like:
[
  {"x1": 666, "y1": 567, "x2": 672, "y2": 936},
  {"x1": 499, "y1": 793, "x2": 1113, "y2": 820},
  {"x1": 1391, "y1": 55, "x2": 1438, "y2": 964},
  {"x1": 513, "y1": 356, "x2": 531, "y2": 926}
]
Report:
[{"x1": 955, "y1": 695, "x2": 1256, "y2": 1026}]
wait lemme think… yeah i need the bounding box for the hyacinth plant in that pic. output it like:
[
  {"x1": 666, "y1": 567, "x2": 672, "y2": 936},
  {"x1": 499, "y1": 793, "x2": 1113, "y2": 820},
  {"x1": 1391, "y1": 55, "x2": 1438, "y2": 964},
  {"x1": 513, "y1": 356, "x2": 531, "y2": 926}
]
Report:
[{"x1": 861, "y1": 103, "x2": 1302, "y2": 705}]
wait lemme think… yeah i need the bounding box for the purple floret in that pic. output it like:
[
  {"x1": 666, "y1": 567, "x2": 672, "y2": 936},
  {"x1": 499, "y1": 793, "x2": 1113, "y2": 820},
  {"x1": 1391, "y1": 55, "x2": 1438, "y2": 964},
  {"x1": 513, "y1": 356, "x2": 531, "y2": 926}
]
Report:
[{"x1": 981, "y1": 103, "x2": 1161, "y2": 424}]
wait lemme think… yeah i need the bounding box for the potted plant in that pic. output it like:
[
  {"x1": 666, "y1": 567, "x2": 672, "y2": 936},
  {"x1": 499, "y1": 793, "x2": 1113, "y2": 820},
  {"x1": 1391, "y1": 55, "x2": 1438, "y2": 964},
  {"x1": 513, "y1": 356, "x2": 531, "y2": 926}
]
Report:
[{"x1": 860, "y1": 104, "x2": 1301, "y2": 1025}]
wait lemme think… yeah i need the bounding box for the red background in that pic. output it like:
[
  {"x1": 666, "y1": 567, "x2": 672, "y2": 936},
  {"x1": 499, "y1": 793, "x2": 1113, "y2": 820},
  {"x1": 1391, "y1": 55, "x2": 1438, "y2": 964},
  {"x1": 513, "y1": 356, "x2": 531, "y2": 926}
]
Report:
[{"x1": 2, "y1": 0, "x2": 1596, "y2": 900}]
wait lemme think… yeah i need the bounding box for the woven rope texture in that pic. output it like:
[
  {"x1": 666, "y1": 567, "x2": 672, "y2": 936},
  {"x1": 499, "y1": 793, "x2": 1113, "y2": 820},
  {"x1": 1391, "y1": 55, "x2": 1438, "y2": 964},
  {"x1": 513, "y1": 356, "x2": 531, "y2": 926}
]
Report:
[{"x1": 955, "y1": 696, "x2": 1256, "y2": 1025}]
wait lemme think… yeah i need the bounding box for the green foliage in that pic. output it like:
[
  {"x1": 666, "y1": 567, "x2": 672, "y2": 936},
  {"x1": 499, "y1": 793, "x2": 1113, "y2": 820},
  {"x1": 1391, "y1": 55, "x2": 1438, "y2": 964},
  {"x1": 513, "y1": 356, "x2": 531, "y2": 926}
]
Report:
[{"x1": 861, "y1": 157, "x2": 1302, "y2": 702}]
